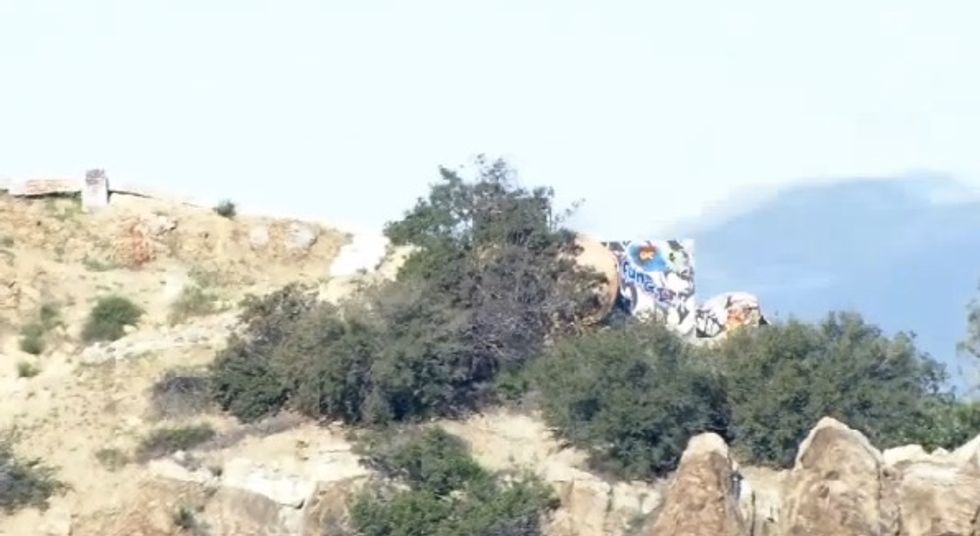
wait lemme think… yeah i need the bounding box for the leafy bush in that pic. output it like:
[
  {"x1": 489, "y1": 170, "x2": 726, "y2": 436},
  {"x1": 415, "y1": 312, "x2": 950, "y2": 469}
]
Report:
[
  {"x1": 94, "y1": 448, "x2": 129, "y2": 471},
  {"x1": 209, "y1": 158, "x2": 606, "y2": 426},
  {"x1": 151, "y1": 369, "x2": 213, "y2": 419},
  {"x1": 16, "y1": 361, "x2": 40, "y2": 378},
  {"x1": 716, "y1": 312, "x2": 955, "y2": 467},
  {"x1": 0, "y1": 435, "x2": 66, "y2": 514},
  {"x1": 209, "y1": 284, "x2": 317, "y2": 422},
  {"x1": 907, "y1": 398, "x2": 980, "y2": 450},
  {"x1": 961, "y1": 287, "x2": 980, "y2": 393},
  {"x1": 82, "y1": 295, "x2": 143, "y2": 342},
  {"x1": 18, "y1": 323, "x2": 45, "y2": 355},
  {"x1": 168, "y1": 286, "x2": 218, "y2": 325},
  {"x1": 18, "y1": 303, "x2": 61, "y2": 355},
  {"x1": 350, "y1": 427, "x2": 558, "y2": 536},
  {"x1": 354, "y1": 427, "x2": 489, "y2": 496},
  {"x1": 213, "y1": 199, "x2": 236, "y2": 218},
  {"x1": 532, "y1": 319, "x2": 731, "y2": 478},
  {"x1": 136, "y1": 424, "x2": 216, "y2": 461}
]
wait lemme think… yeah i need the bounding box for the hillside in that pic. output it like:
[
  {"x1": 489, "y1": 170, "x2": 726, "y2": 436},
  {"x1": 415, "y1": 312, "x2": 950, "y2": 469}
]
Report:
[{"x1": 0, "y1": 187, "x2": 978, "y2": 536}]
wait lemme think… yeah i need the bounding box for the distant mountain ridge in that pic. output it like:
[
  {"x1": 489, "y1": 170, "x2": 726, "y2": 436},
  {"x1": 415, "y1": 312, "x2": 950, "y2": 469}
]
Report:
[{"x1": 675, "y1": 176, "x2": 980, "y2": 394}]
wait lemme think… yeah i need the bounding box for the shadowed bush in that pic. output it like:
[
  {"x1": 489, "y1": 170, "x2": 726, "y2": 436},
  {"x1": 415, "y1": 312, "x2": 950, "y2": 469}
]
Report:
[
  {"x1": 213, "y1": 199, "x2": 236, "y2": 218},
  {"x1": 82, "y1": 295, "x2": 143, "y2": 343},
  {"x1": 136, "y1": 424, "x2": 216, "y2": 462},
  {"x1": 209, "y1": 158, "x2": 605, "y2": 426},
  {"x1": 350, "y1": 427, "x2": 558, "y2": 536},
  {"x1": 532, "y1": 319, "x2": 731, "y2": 479},
  {"x1": 0, "y1": 434, "x2": 67, "y2": 514},
  {"x1": 151, "y1": 369, "x2": 214, "y2": 419},
  {"x1": 716, "y1": 312, "x2": 958, "y2": 467}
]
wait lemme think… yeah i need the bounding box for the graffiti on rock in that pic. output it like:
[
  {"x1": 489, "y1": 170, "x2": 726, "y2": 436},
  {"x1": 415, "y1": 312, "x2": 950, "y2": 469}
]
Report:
[
  {"x1": 603, "y1": 239, "x2": 767, "y2": 339},
  {"x1": 695, "y1": 291, "x2": 769, "y2": 339},
  {"x1": 605, "y1": 239, "x2": 699, "y2": 336}
]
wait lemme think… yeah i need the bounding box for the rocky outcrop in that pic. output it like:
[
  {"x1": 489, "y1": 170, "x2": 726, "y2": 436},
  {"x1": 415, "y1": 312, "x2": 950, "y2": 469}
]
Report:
[
  {"x1": 894, "y1": 461, "x2": 980, "y2": 535},
  {"x1": 738, "y1": 417, "x2": 980, "y2": 536},
  {"x1": 440, "y1": 411, "x2": 664, "y2": 536},
  {"x1": 780, "y1": 417, "x2": 899, "y2": 535},
  {"x1": 645, "y1": 433, "x2": 747, "y2": 536},
  {"x1": 738, "y1": 466, "x2": 785, "y2": 536},
  {"x1": 648, "y1": 418, "x2": 980, "y2": 536}
]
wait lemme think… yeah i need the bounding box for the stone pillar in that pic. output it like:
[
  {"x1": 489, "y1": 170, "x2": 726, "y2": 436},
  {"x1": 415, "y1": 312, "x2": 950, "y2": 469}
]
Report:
[{"x1": 82, "y1": 169, "x2": 109, "y2": 212}]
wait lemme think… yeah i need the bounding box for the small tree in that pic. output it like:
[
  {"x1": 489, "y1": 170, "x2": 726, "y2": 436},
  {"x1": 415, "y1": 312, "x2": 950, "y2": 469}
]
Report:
[
  {"x1": 213, "y1": 199, "x2": 236, "y2": 218},
  {"x1": 960, "y1": 284, "x2": 980, "y2": 394}
]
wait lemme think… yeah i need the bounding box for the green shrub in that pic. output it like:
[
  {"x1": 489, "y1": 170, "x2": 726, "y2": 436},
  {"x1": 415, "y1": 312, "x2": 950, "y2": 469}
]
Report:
[
  {"x1": 82, "y1": 295, "x2": 143, "y2": 342},
  {"x1": 350, "y1": 427, "x2": 558, "y2": 536},
  {"x1": 213, "y1": 199, "x2": 236, "y2": 218},
  {"x1": 16, "y1": 361, "x2": 40, "y2": 378},
  {"x1": 168, "y1": 286, "x2": 218, "y2": 325},
  {"x1": 0, "y1": 435, "x2": 67, "y2": 514},
  {"x1": 136, "y1": 424, "x2": 216, "y2": 461},
  {"x1": 151, "y1": 369, "x2": 213, "y2": 419},
  {"x1": 532, "y1": 319, "x2": 731, "y2": 479},
  {"x1": 907, "y1": 398, "x2": 980, "y2": 450},
  {"x1": 18, "y1": 303, "x2": 61, "y2": 355},
  {"x1": 716, "y1": 312, "x2": 953, "y2": 467},
  {"x1": 82, "y1": 256, "x2": 117, "y2": 272},
  {"x1": 172, "y1": 505, "x2": 200, "y2": 531},
  {"x1": 354, "y1": 427, "x2": 489, "y2": 495},
  {"x1": 209, "y1": 284, "x2": 318, "y2": 422},
  {"x1": 94, "y1": 448, "x2": 129, "y2": 471},
  {"x1": 18, "y1": 323, "x2": 46, "y2": 355},
  {"x1": 0, "y1": 236, "x2": 13, "y2": 247}
]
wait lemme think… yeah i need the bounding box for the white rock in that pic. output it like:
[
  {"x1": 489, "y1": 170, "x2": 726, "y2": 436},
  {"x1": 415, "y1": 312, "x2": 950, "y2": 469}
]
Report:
[
  {"x1": 286, "y1": 223, "x2": 318, "y2": 252},
  {"x1": 221, "y1": 458, "x2": 317, "y2": 508},
  {"x1": 950, "y1": 434, "x2": 980, "y2": 470},
  {"x1": 883, "y1": 444, "x2": 931, "y2": 466},
  {"x1": 328, "y1": 232, "x2": 389, "y2": 277},
  {"x1": 249, "y1": 225, "x2": 270, "y2": 249},
  {"x1": 147, "y1": 458, "x2": 213, "y2": 485},
  {"x1": 146, "y1": 214, "x2": 177, "y2": 236}
]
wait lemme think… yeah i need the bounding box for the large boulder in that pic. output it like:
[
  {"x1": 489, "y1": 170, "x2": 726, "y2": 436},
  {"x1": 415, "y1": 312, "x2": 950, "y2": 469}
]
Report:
[
  {"x1": 779, "y1": 417, "x2": 899, "y2": 535},
  {"x1": 569, "y1": 233, "x2": 619, "y2": 325},
  {"x1": 893, "y1": 461, "x2": 980, "y2": 536},
  {"x1": 645, "y1": 433, "x2": 747, "y2": 536}
]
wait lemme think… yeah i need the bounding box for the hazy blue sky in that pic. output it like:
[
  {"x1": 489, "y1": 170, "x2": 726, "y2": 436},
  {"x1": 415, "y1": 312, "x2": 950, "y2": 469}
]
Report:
[{"x1": 2, "y1": 1, "x2": 980, "y2": 237}]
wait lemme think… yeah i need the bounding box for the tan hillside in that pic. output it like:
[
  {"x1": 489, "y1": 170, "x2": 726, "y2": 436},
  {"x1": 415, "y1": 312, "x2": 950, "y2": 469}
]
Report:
[{"x1": 1, "y1": 190, "x2": 978, "y2": 536}]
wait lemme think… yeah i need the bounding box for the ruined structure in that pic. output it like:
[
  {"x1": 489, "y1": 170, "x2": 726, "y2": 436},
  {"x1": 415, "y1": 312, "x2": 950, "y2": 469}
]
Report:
[{"x1": 0, "y1": 169, "x2": 195, "y2": 212}]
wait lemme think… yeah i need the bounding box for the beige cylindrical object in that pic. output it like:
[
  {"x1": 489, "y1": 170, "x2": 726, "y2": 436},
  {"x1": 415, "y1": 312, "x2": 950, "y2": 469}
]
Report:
[{"x1": 571, "y1": 233, "x2": 620, "y2": 324}]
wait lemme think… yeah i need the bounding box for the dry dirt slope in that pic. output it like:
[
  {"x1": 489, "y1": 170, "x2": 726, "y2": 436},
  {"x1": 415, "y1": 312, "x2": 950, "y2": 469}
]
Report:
[{"x1": 0, "y1": 192, "x2": 352, "y2": 533}]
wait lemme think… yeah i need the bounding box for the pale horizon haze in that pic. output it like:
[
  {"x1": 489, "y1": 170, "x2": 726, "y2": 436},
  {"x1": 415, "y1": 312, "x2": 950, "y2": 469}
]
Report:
[{"x1": 3, "y1": 0, "x2": 980, "y2": 237}]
